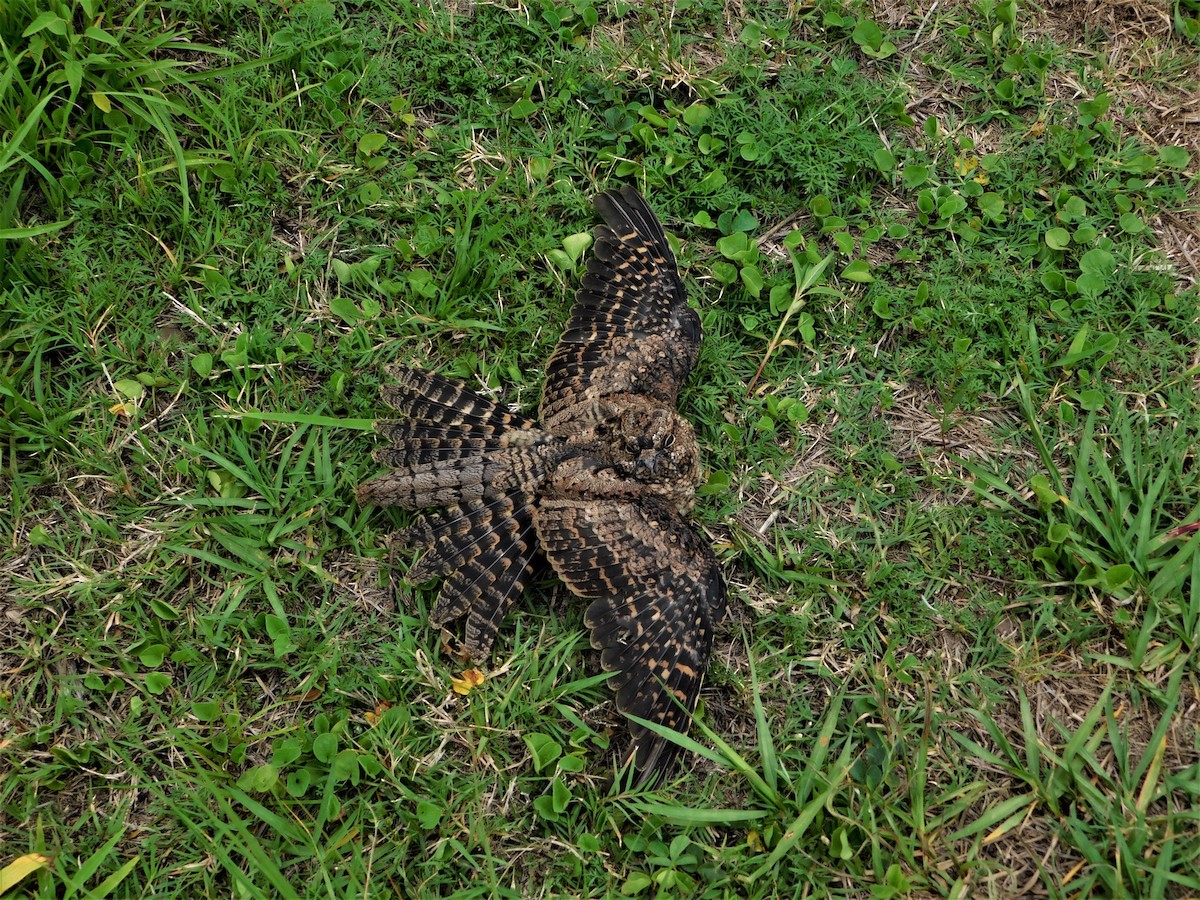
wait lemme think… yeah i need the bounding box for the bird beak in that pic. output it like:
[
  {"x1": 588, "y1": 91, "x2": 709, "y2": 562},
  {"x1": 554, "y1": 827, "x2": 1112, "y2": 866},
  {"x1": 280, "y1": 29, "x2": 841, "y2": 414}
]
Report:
[{"x1": 635, "y1": 453, "x2": 658, "y2": 478}]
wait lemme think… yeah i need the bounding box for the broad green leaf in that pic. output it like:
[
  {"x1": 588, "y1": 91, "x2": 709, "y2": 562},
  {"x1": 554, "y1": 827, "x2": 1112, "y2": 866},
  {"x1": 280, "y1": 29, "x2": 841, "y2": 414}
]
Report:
[
  {"x1": 359, "y1": 181, "x2": 382, "y2": 204},
  {"x1": 841, "y1": 259, "x2": 874, "y2": 282},
  {"x1": 682, "y1": 103, "x2": 711, "y2": 127},
  {"x1": 312, "y1": 732, "x2": 338, "y2": 763},
  {"x1": 1157, "y1": 146, "x2": 1190, "y2": 168},
  {"x1": 851, "y1": 18, "x2": 884, "y2": 51},
  {"x1": 64, "y1": 60, "x2": 83, "y2": 95},
  {"x1": 716, "y1": 232, "x2": 750, "y2": 260},
  {"x1": 1045, "y1": 227, "x2": 1070, "y2": 250},
  {"x1": 696, "y1": 168, "x2": 727, "y2": 193},
  {"x1": 901, "y1": 165, "x2": 929, "y2": 189},
  {"x1": 237, "y1": 764, "x2": 279, "y2": 792},
  {"x1": 1102, "y1": 564, "x2": 1134, "y2": 591},
  {"x1": 524, "y1": 733, "x2": 562, "y2": 772},
  {"x1": 357, "y1": 133, "x2": 387, "y2": 156},
  {"x1": 1118, "y1": 212, "x2": 1144, "y2": 234},
  {"x1": 1079, "y1": 248, "x2": 1116, "y2": 278},
  {"x1": 562, "y1": 231, "x2": 593, "y2": 263},
  {"x1": 509, "y1": 97, "x2": 538, "y2": 119},
  {"x1": 551, "y1": 776, "x2": 571, "y2": 814},
  {"x1": 417, "y1": 800, "x2": 443, "y2": 829},
  {"x1": 114, "y1": 379, "x2": 144, "y2": 400},
  {"x1": 331, "y1": 748, "x2": 359, "y2": 783},
  {"x1": 23, "y1": 12, "x2": 67, "y2": 36},
  {"x1": 286, "y1": 769, "x2": 312, "y2": 797},
  {"x1": 330, "y1": 295, "x2": 361, "y2": 324},
  {"x1": 621, "y1": 872, "x2": 652, "y2": 895},
  {"x1": 740, "y1": 264, "x2": 764, "y2": 298},
  {"x1": 710, "y1": 260, "x2": 739, "y2": 285},
  {"x1": 272, "y1": 738, "x2": 304, "y2": 768},
  {"x1": 139, "y1": 643, "x2": 168, "y2": 667},
  {"x1": 85, "y1": 25, "x2": 118, "y2": 44},
  {"x1": 150, "y1": 597, "x2": 180, "y2": 620},
  {"x1": 265, "y1": 614, "x2": 290, "y2": 641}
]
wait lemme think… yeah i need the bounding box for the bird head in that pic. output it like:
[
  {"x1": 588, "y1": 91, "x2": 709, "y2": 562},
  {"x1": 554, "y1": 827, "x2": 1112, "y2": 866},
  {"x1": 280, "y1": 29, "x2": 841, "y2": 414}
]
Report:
[{"x1": 612, "y1": 404, "x2": 700, "y2": 494}]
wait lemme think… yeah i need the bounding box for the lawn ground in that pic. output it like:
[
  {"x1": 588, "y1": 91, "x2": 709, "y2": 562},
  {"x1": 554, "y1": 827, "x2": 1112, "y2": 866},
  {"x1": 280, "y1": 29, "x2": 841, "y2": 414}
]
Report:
[{"x1": 2, "y1": 0, "x2": 1199, "y2": 896}]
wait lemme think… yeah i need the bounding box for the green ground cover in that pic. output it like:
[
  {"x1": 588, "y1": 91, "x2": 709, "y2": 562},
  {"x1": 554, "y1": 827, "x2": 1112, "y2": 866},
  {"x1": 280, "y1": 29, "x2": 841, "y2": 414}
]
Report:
[{"x1": 2, "y1": 0, "x2": 1198, "y2": 896}]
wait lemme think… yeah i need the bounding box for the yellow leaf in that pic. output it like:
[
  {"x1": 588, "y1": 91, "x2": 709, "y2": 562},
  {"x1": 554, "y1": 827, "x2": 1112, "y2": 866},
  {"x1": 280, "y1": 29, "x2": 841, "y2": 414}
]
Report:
[
  {"x1": 450, "y1": 668, "x2": 486, "y2": 695},
  {"x1": 92, "y1": 92, "x2": 112, "y2": 113},
  {"x1": 0, "y1": 853, "x2": 51, "y2": 891},
  {"x1": 364, "y1": 700, "x2": 391, "y2": 726},
  {"x1": 954, "y1": 155, "x2": 979, "y2": 177},
  {"x1": 109, "y1": 401, "x2": 132, "y2": 416}
]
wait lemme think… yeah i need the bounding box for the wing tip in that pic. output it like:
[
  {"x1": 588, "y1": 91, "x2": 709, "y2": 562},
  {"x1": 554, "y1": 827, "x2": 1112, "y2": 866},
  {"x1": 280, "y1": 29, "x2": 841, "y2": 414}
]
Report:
[
  {"x1": 592, "y1": 186, "x2": 672, "y2": 258},
  {"x1": 594, "y1": 183, "x2": 651, "y2": 217},
  {"x1": 618, "y1": 729, "x2": 685, "y2": 789}
]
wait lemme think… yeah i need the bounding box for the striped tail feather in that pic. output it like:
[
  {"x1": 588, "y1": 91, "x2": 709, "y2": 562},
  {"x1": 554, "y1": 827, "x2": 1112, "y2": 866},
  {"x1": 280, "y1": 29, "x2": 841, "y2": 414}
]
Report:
[
  {"x1": 403, "y1": 490, "x2": 542, "y2": 658},
  {"x1": 358, "y1": 365, "x2": 563, "y2": 658},
  {"x1": 380, "y1": 364, "x2": 536, "y2": 430}
]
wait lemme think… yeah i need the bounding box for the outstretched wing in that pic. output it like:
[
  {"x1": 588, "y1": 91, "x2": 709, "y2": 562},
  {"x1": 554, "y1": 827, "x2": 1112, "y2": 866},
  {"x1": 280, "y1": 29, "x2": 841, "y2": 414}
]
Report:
[
  {"x1": 540, "y1": 187, "x2": 701, "y2": 433},
  {"x1": 534, "y1": 497, "x2": 726, "y2": 785}
]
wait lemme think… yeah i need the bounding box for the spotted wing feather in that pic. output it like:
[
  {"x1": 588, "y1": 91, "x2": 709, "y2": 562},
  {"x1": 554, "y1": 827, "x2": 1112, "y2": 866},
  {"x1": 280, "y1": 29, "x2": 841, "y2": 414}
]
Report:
[
  {"x1": 535, "y1": 497, "x2": 726, "y2": 784},
  {"x1": 364, "y1": 365, "x2": 542, "y2": 469},
  {"x1": 540, "y1": 187, "x2": 701, "y2": 432}
]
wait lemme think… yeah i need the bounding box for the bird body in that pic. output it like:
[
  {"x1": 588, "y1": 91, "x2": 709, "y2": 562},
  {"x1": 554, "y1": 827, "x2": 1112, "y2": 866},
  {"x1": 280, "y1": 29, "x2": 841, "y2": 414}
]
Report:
[{"x1": 358, "y1": 187, "x2": 726, "y2": 784}]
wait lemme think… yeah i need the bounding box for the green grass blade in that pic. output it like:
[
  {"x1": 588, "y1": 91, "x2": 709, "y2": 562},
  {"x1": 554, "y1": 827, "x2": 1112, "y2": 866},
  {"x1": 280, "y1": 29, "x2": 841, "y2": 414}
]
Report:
[
  {"x1": 216, "y1": 411, "x2": 377, "y2": 430},
  {"x1": 944, "y1": 792, "x2": 1037, "y2": 844},
  {"x1": 746, "y1": 637, "x2": 778, "y2": 794},
  {"x1": 622, "y1": 801, "x2": 768, "y2": 826},
  {"x1": 86, "y1": 855, "x2": 139, "y2": 899},
  {"x1": 58, "y1": 829, "x2": 122, "y2": 896},
  {"x1": 0, "y1": 89, "x2": 60, "y2": 174},
  {"x1": 747, "y1": 736, "x2": 854, "y2": 883},
  {"x1": 0, "y1": 219, "x2": 72, "y2": 239}
]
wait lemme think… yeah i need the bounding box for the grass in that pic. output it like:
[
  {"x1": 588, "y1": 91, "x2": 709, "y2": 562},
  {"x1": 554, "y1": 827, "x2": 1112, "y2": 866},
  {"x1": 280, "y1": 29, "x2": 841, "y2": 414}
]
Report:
[{"x1": 2, "y1": 0, "x2": 1199, "y2": 895}]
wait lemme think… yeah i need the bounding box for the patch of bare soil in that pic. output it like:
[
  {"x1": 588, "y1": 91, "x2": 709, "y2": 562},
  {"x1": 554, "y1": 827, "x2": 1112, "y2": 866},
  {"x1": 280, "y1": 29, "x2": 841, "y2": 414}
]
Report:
[
  {"x1": 883, "y1": 382, "x2": 1028, "y2": 473},
  {"x1": 1036, "y1": 0, "x2": 1175, "y2": 47},
  {"x1": 328, "y1": 549, "x2": 398, "y2": 615},
  {"x1": 1155, "y1": 210, "x2": 1200, "y2": 286}
]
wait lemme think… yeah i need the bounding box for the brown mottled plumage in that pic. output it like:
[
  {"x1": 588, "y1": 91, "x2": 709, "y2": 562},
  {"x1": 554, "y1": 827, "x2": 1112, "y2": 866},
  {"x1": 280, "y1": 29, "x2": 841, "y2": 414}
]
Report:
[{"x1": 357, "y1": 187, "x2": 727, "y2": 785}]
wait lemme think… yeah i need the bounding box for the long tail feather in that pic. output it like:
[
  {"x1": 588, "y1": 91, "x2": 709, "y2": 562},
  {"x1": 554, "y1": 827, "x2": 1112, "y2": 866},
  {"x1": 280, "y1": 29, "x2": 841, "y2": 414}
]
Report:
[{"x1": 359, "y1": 365, "x2": 566, "y2": 658}]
